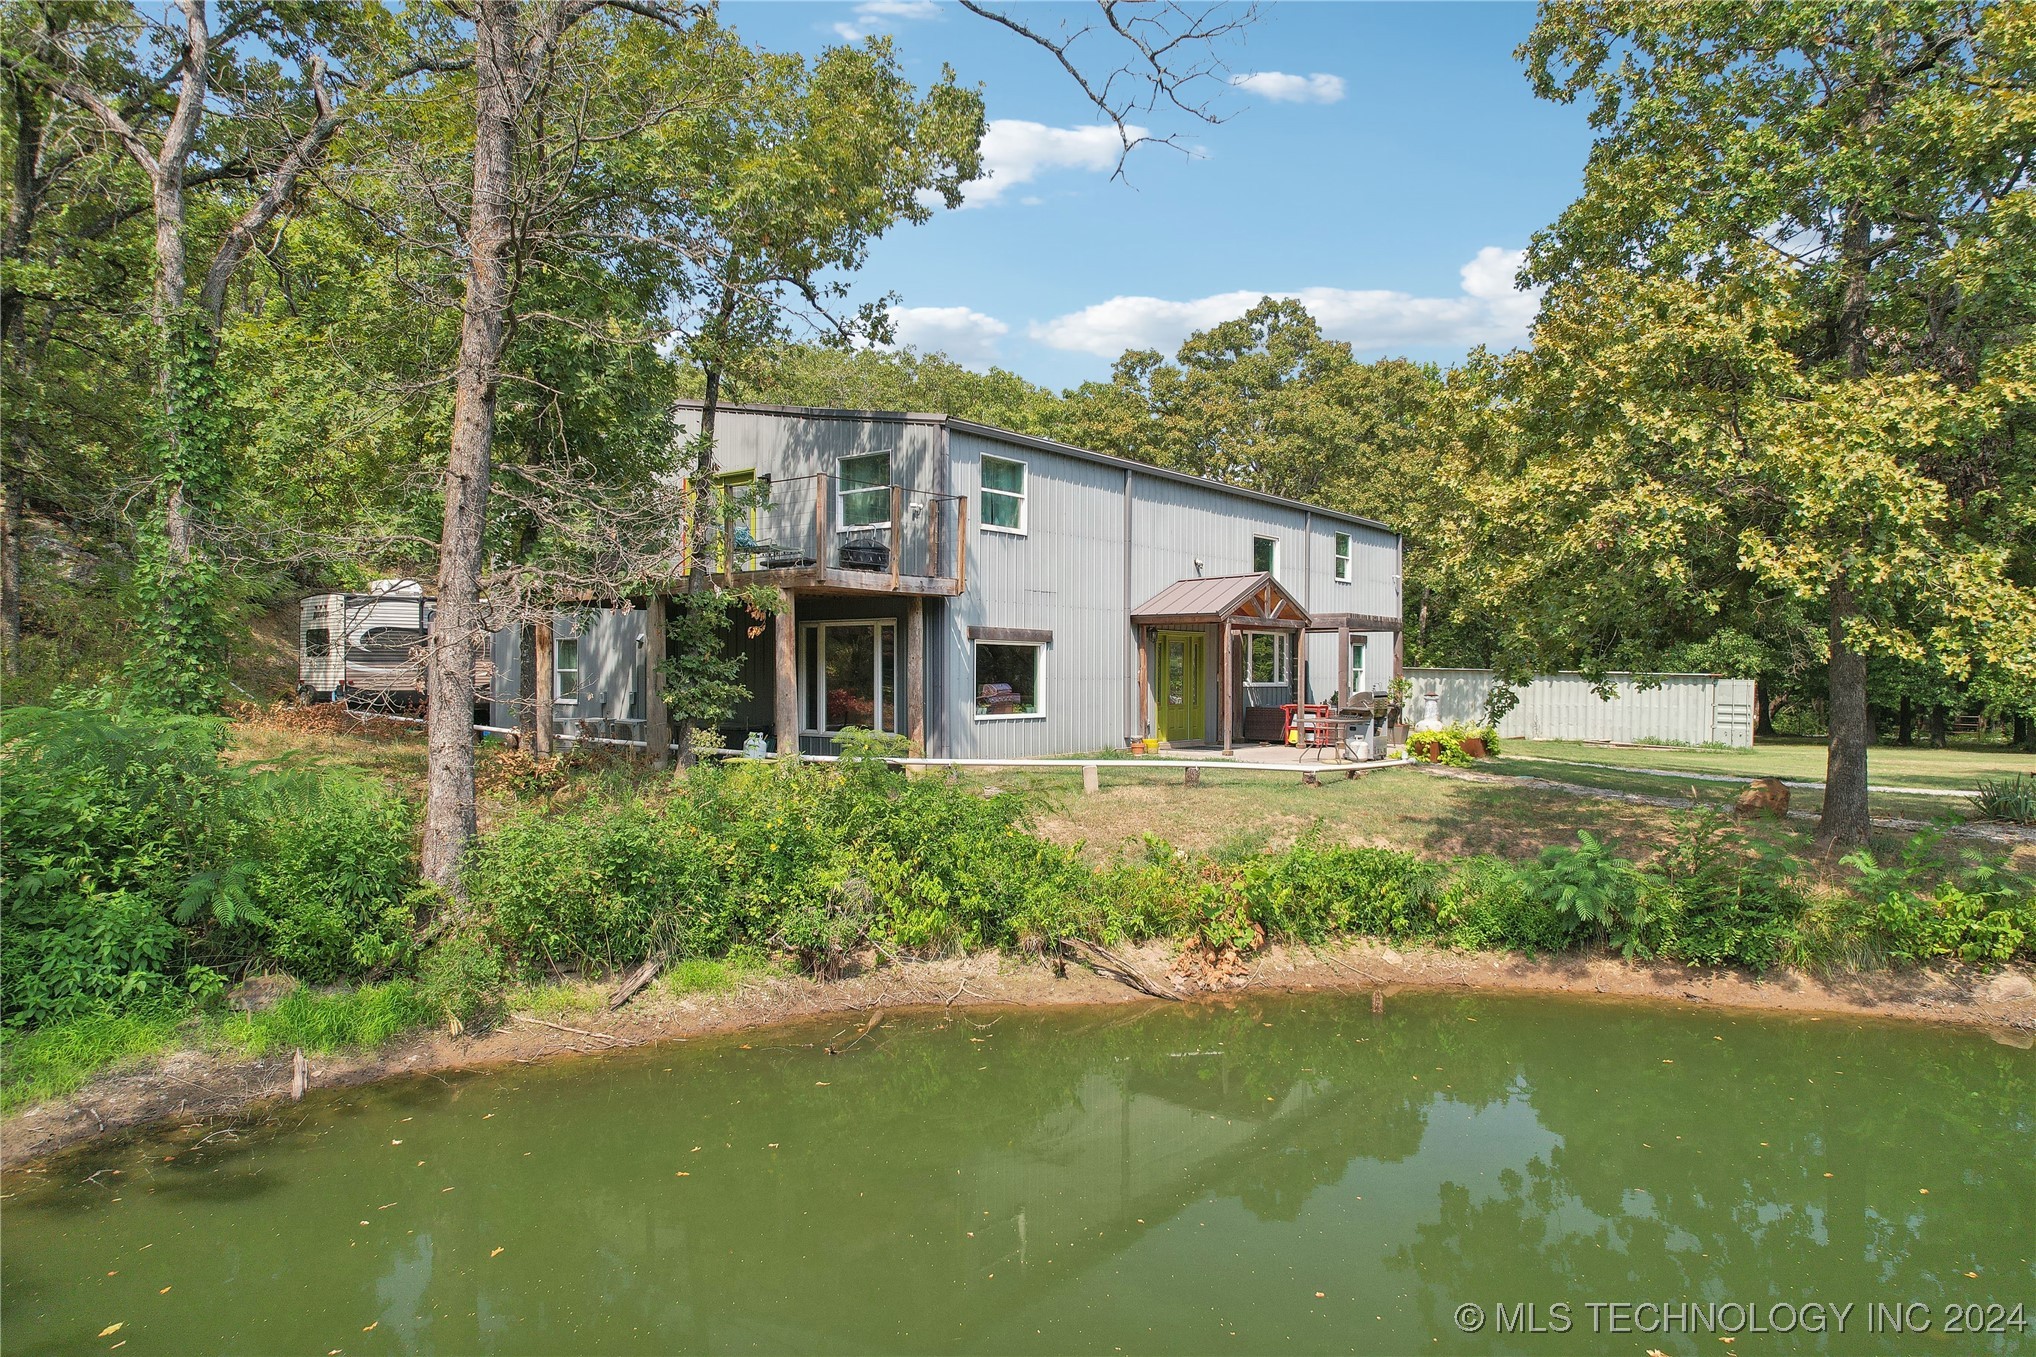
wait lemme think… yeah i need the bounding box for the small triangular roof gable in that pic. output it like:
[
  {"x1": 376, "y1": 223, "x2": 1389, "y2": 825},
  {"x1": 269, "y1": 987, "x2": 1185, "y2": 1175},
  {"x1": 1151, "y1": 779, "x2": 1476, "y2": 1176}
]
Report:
[{"x1": 1130, "y1": 572, "x2": 1311, "y2": 627}]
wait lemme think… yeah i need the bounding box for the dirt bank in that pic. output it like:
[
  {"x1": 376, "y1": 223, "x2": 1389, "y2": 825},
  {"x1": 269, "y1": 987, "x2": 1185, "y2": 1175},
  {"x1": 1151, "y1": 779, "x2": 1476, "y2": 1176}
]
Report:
[{"x1": 6, "y1": 944, "x2": 2033, "y2": 1168}]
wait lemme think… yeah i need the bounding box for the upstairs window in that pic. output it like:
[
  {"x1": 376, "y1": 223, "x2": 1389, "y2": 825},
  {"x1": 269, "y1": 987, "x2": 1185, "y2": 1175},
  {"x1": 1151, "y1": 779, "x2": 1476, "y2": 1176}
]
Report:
[
  {"x1": 838, "y1": 452, "x2": 892, "y2": 529},
  {"x1": 554, "y1": 636, "x2": 580, "y2": 702},
  {"x1": 1245, "y1": 632, "x2": 1289, "y2": 685},
  {"x1": 1253, "y1": 535, "x2": 1280, "y2": 576},
  {"x1": 1334, "y1": 532, "x2": 1352, "y2": 582},
  {"x1": 981, "y1": 454, "x2": 1028, "y2": 533}
]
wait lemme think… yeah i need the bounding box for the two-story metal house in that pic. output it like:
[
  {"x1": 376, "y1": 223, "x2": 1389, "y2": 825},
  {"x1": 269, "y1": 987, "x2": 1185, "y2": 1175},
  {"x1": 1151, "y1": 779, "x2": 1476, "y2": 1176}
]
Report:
[{"x1": 486, "y1": 403, "x2": 1403, "y2": 758}]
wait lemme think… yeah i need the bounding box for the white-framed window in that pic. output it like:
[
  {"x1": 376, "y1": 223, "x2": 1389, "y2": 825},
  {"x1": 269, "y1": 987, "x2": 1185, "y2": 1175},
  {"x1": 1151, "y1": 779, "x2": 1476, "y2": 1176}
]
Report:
[
  {"x1": 1348, "y1": 639, "x2": 1368, "y2": 696},
  {"x1": 1245, "y1": 632, "x2": 1290, "y2": 685},
  {"x1": 974, "y1": 642, "x2": 1043, "y2": 719},
  {"x1": 838, "y1": 452, "x2": 892, "y2": 530},
  {"x1": 554, "y1": 635, "x2": 580, "y2": 703},
  {"x1": 1253, "y1": 535, "x2": 1280, "y2": 576},
  {"x1": 801, "y1": 620, "x2": 899, "y2": 734},
  {"x1": 980, "y1": 454, "x2": 1027, "y2": 534},
  {"x1": 1334, "y1": 532, "x2": 1352, "y2": 583}
]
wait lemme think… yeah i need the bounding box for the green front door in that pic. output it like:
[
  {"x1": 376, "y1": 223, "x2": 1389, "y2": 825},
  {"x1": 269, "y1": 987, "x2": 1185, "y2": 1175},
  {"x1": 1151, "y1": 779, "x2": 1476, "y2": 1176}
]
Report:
[{"x1": 1156, "y1": 631, "x2": 1206, "y2": 744}]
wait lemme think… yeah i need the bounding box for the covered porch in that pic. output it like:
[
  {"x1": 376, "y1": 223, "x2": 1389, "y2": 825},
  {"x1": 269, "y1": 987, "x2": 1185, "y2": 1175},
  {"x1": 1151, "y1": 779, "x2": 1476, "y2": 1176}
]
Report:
[{"x1": 1129, "y1": 573, "x2": 1399, "y2": 755}]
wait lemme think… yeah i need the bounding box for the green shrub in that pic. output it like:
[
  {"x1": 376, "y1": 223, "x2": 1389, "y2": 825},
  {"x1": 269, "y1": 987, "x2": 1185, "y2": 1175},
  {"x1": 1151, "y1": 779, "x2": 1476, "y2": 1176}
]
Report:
[
  {"x1": 1970, "y1": 775, "x2": 2036, "y2": 825},
  {"x1": 1517, "y1": 832, "x2": 1661, "y2": 957},
  {"x1": 1645, "y1": 810, "x2": 1806, "y2": 971},
  {"x1": 1406, "y1": 727, "x2": 1472, "y2": 767},
  {"x1": 1, "y1": 701, "x2": 243, "y2": 1025},
  {"x1": 240, "y1": 776, "x2": 419, "y2": 983},
  {"x1": 1434, "y1": 856, "x2": 1584, "y2": 953},
  {"x1": 1240, "y1": 843, "x2": 1437, "y2": 943},
  {"x1": 1841, "y1": 834, "x2": 2033, "y2": 964},
  {"x1": 418, "y1": 929, "x2": 509, "y2": 1033}
]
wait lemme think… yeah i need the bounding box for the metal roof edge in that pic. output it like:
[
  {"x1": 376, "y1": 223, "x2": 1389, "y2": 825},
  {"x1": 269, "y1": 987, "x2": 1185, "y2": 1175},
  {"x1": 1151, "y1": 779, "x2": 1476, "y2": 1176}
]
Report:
[
  {"x1": 944, "y1": 418, "x2": 1399, "y2": 537},
  {"x1": 668, "y1": 401, "x2": 1400, "y2": 538}
]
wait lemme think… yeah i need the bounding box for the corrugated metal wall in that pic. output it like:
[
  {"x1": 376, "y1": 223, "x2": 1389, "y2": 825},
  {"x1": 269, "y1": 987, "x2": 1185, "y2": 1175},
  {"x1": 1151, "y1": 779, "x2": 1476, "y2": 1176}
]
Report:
[{"x1": 1406, "y1": 669, "x2": 1758, "y2": 748}]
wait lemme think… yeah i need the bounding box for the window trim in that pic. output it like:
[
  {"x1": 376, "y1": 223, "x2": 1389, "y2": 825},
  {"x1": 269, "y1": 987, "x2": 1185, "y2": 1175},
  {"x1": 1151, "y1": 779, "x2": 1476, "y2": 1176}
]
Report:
[
  {"x1": 798, "y1": 617, "x2": 900, "y2": 736},
  {"x1": 553, "y1": 635, "x2": 581, "y2": 705},
  {"x1": 972, "y1": 639, "x2": 1046, "y2": 722},
  {"x1": 1348, "y1": 638, "x2": 1368, "y2": 696},
  {"x1": 979, "y1": 453, "x2": 1029, "y2": 536},
  {"x1": 1334, "y1": 531, "x2": 1352, "y2": 584},
  {"x1": 1244, "y1": 631, "x2": 1291, "y2": 685},
  {"x1": 1252, "y1": 534, "x2": 1280, "y2": 578},
  {"x1": 836, "y1": 452, "x2": 894, "y2": 533}
]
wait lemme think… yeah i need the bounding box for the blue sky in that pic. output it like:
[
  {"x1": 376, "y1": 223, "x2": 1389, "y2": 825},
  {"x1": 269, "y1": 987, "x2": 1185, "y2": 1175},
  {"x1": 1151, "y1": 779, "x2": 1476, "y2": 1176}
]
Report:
[{"x1": 720, "y1": 2, "x2": 1598, "y2": 390}]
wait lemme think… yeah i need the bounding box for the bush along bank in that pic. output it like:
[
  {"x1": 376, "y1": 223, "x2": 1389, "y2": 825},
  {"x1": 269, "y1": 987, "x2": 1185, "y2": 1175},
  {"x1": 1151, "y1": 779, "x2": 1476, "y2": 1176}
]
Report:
[{"x1": 4, "y1": 706, "x2": 2033, "y2": 1109}]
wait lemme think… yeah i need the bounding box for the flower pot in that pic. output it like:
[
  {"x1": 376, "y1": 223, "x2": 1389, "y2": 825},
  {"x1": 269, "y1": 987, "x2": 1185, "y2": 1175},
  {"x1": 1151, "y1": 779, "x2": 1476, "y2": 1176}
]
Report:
[{"x1": 1460, "y1": 737, "x2": 1487, "y2": 759}]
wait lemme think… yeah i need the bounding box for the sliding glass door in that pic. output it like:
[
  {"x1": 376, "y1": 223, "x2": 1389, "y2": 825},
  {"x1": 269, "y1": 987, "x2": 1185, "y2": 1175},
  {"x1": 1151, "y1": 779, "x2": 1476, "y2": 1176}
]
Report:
[{"x1": 801, "y1": 620, "x2": 900, "y2": 735}]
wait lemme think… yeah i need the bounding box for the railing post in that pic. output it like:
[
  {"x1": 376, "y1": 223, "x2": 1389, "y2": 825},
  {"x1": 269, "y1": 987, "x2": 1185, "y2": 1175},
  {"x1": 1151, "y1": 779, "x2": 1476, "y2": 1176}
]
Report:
[
  {"x1": 929, "y1": 497, "x2": 944, "y2": 580},
  {"x1": 815, "y1": 473, "x2": 831, "y2": 570},
  {"x1": 955, "y1": 495, "x2": 968, "y2": 593},
  {"x1": 890, "y1": 484, "x2": 903, "y2": 589}
]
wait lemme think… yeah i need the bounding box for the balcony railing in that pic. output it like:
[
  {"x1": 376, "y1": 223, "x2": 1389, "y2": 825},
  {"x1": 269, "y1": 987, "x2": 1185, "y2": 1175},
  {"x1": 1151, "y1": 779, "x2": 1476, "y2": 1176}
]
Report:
[{"x1": 707, "y1": 472, "x2": 967, "y2": 593}]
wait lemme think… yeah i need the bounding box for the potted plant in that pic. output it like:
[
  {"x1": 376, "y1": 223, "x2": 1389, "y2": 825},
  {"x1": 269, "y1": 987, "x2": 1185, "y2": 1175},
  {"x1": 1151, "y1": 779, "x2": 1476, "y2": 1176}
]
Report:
[{"x1": 1385, "y1": 676, "x2": 1414, "y2": 743}]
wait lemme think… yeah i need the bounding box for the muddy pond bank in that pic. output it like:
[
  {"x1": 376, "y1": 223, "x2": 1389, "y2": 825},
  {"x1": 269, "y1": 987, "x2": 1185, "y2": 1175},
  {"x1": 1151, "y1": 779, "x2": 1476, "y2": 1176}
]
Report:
[{"x1": 6, "y1": 943, "x2": 2033, "y2": 1168}]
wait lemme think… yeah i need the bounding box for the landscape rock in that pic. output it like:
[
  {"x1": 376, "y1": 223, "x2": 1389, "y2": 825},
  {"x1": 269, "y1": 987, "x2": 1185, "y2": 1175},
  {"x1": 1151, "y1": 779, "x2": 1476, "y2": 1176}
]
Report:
[
  {"x1": 1734, "y1": 777, "x2": 1791, "y2": 818},
  {"x1": 226, "y1": 974, "x2": 299, "y2": 1013}
]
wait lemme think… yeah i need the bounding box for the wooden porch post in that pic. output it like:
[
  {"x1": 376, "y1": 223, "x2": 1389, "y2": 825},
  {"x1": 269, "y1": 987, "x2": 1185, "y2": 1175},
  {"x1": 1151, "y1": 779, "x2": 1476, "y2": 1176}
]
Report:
[
  {"x1": 1134, "y1": 626, "x2": 1150, "y2": 742},
  {"x1": 532, "y1": 615, "x2": 555, "y2": 757},
  {"x1": 644, "y1": 593, "x2": 671, "y2": 768},
  {"x1": 890, "y1": 485, "x2": 904, "y2": 590},
  {"x1": 775, "y1": 590, "x2": 798, "y2": 758},
  {"x1": 906, "y1": 595, "x2": 926, "y2": 755},
  {"x1": 1297, "y1": 630, "x2": 1309, "y2": 709},
  {"x1": 1337, "y1": 621, "x2": 1352, "y2": 705},
  {"x1": 1220, "y1": 618, "x2": 1234, "y2": 754}
]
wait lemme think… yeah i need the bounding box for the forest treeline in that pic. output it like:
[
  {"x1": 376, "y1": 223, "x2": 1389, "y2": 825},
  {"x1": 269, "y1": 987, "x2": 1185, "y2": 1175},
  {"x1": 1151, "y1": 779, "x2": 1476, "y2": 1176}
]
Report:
[{"x1": 2, "y1": 0, "x2": 2033, "y2": 867}]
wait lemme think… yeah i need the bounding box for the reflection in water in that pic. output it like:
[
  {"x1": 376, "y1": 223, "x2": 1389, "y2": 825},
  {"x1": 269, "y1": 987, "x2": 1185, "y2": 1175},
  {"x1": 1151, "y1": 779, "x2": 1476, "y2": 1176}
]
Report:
[{"x1": 3, "y1": 995, "x2": 2031, "y2": 1355}]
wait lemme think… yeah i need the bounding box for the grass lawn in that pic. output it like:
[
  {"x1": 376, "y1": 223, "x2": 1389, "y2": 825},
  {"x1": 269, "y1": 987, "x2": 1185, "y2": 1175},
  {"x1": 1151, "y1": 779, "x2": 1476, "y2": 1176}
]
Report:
[
  {"x1": 961, "y1": 763, "x2": 1818, "y2": 866},
  {"x1": 1498, "y1": 735, "x2": 2031, "y2": 792},
  {"x1": 1479, "y1": 756, "x2": 1967, "y2": 825}
]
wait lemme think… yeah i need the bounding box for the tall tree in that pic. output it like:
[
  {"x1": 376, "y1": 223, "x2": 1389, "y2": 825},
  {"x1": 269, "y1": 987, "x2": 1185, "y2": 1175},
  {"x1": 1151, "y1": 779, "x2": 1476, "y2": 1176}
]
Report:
[{"x1": 1510, "y1": 0, "x2": 2036, "y2": 850}]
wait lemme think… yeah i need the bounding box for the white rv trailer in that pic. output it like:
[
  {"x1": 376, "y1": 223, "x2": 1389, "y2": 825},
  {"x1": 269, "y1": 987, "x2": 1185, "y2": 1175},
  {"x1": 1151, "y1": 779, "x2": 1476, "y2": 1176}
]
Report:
[{"x1": 298, "y1": 580, "x2": 446, "y2": 709}]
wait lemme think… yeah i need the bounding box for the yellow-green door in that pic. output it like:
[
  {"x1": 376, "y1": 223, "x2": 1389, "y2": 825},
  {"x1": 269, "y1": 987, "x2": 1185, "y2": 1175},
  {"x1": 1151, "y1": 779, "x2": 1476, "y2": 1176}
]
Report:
[
  {"x1": 715, "y1": 470, "x2": 757, "y2": 570},
  {"x1": 1157, "y1": 631, "x2": 1206, "y2": 744}
]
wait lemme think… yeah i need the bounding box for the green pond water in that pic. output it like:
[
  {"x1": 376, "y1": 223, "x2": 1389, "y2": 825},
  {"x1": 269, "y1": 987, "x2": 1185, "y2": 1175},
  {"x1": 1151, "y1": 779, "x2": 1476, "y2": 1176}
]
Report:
[{"x1": 4, "y1": 993, "x2": 2032, "y2": 1356}]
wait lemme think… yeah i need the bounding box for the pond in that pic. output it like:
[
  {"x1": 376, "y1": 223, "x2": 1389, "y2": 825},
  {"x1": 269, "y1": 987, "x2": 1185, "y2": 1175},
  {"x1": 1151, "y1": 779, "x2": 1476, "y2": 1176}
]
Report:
[{"x1": 4, "y1": 994, "x2": 2032, "y2": 1355}]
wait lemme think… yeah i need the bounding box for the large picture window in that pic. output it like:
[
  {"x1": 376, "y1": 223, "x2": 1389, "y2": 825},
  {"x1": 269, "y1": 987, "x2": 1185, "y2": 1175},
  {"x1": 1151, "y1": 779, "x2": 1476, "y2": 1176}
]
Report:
[
  {"x1": 1245, "y1": 632, "x2": 1289, "y2": 684},
  {"x1": 801, "y1": 620, "x2": 899, "y2": 734},
  {"x1": 1334, "y1": 532, "x2": 1352, "y2": 583},
  {"x1": 975, "y1": 642, "x2": 1042, "y2": 718},
  {"x1": 838, "y1": 452, "x2": 892, "y2": 529},
  {"x1": 981, "y1": 454, "x2": 1027, "y2": 533}
]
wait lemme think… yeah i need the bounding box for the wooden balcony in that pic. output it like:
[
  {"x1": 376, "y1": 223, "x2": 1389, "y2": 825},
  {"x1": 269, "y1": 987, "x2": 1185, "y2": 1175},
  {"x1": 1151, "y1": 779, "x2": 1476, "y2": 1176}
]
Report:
[{"x1": 712, "y1": 472, "x2": 966, "y2": 597}]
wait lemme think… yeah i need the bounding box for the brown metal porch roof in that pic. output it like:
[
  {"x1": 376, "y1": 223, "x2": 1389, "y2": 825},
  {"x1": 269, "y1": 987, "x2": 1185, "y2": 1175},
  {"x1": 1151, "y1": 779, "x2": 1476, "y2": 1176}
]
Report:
[{"x1": 1130, "y1": 572, "x2": 1312, "y2": 627}]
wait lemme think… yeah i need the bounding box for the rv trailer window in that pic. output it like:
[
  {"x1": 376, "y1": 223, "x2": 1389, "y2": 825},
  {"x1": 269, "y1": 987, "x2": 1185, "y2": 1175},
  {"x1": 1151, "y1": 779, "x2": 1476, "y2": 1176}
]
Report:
[{"x1": 305, "y1": 627, "x2": 332, "y2": 658}]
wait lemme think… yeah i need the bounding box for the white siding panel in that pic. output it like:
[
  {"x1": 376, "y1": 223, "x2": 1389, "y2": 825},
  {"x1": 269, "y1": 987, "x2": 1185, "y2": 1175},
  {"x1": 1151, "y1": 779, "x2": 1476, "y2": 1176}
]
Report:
[{"x1": 1406, "y1": 669, "x2": 1755, "y2": 748}]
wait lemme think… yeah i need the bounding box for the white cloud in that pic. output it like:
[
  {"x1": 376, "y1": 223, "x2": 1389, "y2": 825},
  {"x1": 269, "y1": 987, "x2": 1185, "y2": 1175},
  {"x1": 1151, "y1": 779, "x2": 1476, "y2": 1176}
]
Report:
[
  {"x1": 965, "y1": 119, "x2": 1144, "y2": 206},
  {"x1": 833, "y1": 0, "x2": 941, "y2": 42},
  {"x1": 888, "y1": 305, "x2": 1010, "y2": 367},
  {"x1": 1229, "y1": 71, "x2": 1347, "y2": 104},
  {"x1": 1028, "y1": 247, "x2": 1541, "y2": 357}
]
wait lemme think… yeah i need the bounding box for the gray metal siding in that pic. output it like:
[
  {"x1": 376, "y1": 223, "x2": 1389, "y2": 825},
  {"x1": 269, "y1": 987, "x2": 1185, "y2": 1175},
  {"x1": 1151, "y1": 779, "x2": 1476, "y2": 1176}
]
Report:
[
  {"x1": 673, "y1": 408, "x2": 943, "y2": 500},
  {"x1": 1407, "y1": 669, "x2": 1758, "y2": 748}
]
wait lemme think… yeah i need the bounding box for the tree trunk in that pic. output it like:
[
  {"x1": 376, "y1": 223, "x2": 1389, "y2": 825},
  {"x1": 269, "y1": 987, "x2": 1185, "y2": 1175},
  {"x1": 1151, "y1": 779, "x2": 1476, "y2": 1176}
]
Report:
[
  {"x1": 1928, "y1": 703, "x2": 1948, "y2": 750},
  {"x1": 532, "y1": 614, "x2": 555, "y2": 757},
  {"x1": 1815, "y1": 576, "x2": 1872, "y2": 855},
  {"x1": 1755, "y1": 681, "x2": 1775, "y2": 737},
  {"x1": 2016, "y1": 713, "x2": 2033, "y2": 753},
  {"x1": 421, "y1": 0, "x2": 520, "y2": 892},
  {"x1": 0, "y1": 480, "x2": 19, "y2": 675},
  {"x1": 1897, "y1": 694, "x2": 1913, "y2": 746}
]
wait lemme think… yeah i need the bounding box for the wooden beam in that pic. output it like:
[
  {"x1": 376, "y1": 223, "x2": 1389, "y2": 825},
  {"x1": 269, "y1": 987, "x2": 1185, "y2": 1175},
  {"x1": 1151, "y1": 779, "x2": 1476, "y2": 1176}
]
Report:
[
  {"x1": 644, "y1": 594, "x2": 671, "y2": 768},
  {"x1": 967, "y1": 625, "x2": 1053, "y2": 644},
  {"x1": 1134, "y1": 626, "x2": 1150, "y2": 742},
  {"x1": 816, "y1": 472, "x2": 831, "y2": 565},
  {"x1": 955, "y1": 495, "x2": 968, "y2": 592},
  {"x1": 1312, "y1": 611, "x2": 1403, "y2": 634},
  {"x1": 1220, "y1": 619, "x2": 1234, "y2": 754},
  {"x1": 1338, "y1": 620, "x2": 1352, "y2": 706},
  {"x1": 889, "y1": 484, "x2": 903, "y2": 590},
  {"x1": 774, "y1": 591, "x2": 798, "y2": 758},
  {"x1": 906, "y1": 595, "x2": 926, "y2": 756}
]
